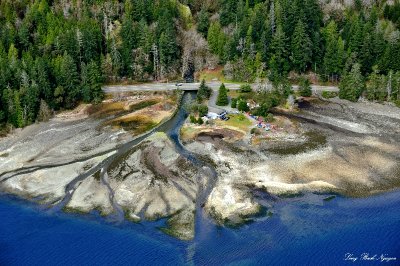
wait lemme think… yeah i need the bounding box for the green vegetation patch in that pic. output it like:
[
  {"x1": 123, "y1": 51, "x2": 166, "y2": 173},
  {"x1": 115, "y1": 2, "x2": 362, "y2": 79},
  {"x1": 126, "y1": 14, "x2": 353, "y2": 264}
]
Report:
[
  {"x1": 216, "y1": 114, "x2": 252, "y2": 132},
  {"x1": 267, "y1": 131, "x2": 327, "y2": 155},
  {"x1": 110, "y1": 115, "x2": 158, "y2": 135},
  {"x1": 321, "y1": 91, "x2": 338, "y2": 99},
  {"x1": 129, "y1": 99, "x2": 160, "y2": 112}
]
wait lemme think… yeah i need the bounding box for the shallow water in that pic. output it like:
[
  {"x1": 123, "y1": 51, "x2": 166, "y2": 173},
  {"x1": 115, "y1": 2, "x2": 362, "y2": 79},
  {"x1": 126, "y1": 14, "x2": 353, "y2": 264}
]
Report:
[{"x1": 1, "y1": 190, "x2": 399, "y2": 265}]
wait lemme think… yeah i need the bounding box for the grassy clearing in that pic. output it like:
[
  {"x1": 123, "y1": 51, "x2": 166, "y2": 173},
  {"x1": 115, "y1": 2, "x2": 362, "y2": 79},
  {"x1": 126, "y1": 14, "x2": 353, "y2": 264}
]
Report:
[
  {"x1": 215, "y1": 114, "x2": 252, "y2": 132},
  {"x1": 87, "y1": 99, "x2": 161, "y2": 118},
  {"x1": 198, "y1": 67, "x2": 244, "y2": 84},
  {"x1": 228, "y1": 90, "x2": 241, "y2": 99},
  {"x1": 180, "y1": 125, "x2": 199, "y2": 141},
  {"x1": 199, "y1": 67, "x2": 226, "y2": 82},
  {"x1": 86, "y1": 102, "x2": 126, "y2": 117},
  {"x1": 129, "y1": 99, "x2": 160, "y2": 112},
  {"x1": 111, "y1": 115, "x2": 158, "y2": 135},
  {"x1": 228, "y1": 90, "x2": 256, "y2": 101}
]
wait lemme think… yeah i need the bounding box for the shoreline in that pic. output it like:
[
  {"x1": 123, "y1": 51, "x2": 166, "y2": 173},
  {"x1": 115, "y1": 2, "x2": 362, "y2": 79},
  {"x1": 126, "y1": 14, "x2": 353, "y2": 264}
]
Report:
[{"x1": 1, "y1": 92, "x2": 400, "y2": 239}]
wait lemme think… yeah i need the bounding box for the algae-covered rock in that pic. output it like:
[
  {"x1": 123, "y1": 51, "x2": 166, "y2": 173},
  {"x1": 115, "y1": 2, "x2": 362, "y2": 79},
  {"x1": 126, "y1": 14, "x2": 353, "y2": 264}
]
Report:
[
  {"x1": 205, "y1": 184, "x2": 261, "y2": 225},
  {"x1": 160, "y1": 208, "x2": 195, "y2": 241}
]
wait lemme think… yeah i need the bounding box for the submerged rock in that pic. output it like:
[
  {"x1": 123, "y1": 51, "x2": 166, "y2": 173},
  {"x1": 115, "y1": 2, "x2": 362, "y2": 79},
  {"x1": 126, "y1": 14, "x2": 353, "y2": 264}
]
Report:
[
  {"x1": 205, "y1": 184, "x2": 261, "y2": 225},
  {"x1": 160, "y1": 208, "x2": 195, "y2": 241}
]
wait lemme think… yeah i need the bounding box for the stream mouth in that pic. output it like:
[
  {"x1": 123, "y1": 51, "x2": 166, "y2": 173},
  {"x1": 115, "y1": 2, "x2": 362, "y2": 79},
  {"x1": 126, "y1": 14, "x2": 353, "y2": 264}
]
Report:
[
  {"x1": 45, "y1": 91, "x2": 219, "y2": 233},
  {"x1": 5, "y1": 91, "x2": 399, "y2": 242}
]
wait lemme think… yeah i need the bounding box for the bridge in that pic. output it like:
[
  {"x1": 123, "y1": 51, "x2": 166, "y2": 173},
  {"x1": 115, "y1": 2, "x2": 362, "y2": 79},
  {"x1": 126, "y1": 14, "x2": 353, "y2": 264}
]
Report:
[
  {"x1": 103, "y1": 82, "x2": 241, "y2": 93},
  {"x1": 103, "y1": 82, "x2": 339, "y2": 115},
  {"x1": 103, "y1": 82, "x2": 338, "y2": 94}
]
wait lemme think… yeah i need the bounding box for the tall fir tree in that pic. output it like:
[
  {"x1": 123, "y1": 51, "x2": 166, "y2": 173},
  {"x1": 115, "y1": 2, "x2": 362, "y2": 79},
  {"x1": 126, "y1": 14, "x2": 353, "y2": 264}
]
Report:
[
  {"x1": 366, "y1": 66, "x2": 387, "y2": 102},
  {"x1": 291, "y1": 20, "x2": 312, "y2": 73},
  {"x1": 216, "y1": 83, "x2": 229, "y2": 106},
  {"x1": 269, "y1": 25, "x2": 289, "y2": 79},
  {"x1": 197, "y1": 8, "x2": 210, "y2": 37},
  {"x1": 60, "y1": 52, "x2": 80, "y2": 108},
  {"x1": 339, "y1": 63, "x2": 365, "y2": 102},
  {"x1": 323, "y1": 21, "x2": 340, "y2": 76}
]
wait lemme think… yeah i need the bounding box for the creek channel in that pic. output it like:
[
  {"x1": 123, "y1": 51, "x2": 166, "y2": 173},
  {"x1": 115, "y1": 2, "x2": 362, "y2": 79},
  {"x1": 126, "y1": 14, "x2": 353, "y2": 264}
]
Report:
[{"x1": 50, "y1": 91, "x2": 218, "y2": 234}]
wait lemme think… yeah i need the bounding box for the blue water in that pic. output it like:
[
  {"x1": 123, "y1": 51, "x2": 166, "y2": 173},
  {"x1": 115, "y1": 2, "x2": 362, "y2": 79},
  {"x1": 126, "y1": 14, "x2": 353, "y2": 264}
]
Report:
[{"x1": 1, "y1": 191, "x2": 399, "y2": 265}]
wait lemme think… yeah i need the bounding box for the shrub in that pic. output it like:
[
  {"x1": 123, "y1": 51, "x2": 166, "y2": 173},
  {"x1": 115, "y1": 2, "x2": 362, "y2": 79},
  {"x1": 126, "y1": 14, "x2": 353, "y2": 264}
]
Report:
[
  {"x1": 231, "y1": 98, "x2": 237, "y2": 108},
  {"x1": 253, "y1": 102, "x2": 272, "y2": 117},
  {"x1": 250, "y1": 128, "x2": 259, "y2": 135},
  {"x1": 239, "y1": 84, "x2": 252, "y2": 93},
  {"x1": 189, "y1": 115, "x2": 196, "y2": 123},
  {"x1": 321, "y1": 91, "x2": 338, "y2": 99},
  {"x1": 299, "y1": 77, "x2": 312, "y2": 97},
  {"x1": 265, "y1": 113, "x2": 274, "y2": 122},
  {"x1": 197, "y1": 117, "x2": 204, "y2": 124},
  {"x1": 197, "y1": 104, "x2": 208, "y2": 117},
  {"x1": 237, "y1": 100, "x2": 249, "y2": 112}
]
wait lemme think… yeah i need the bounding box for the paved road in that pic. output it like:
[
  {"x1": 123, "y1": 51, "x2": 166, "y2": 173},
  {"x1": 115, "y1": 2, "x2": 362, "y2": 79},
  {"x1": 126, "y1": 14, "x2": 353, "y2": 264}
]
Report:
[
  {"x1": 103, "y1": 82, "x2": 338, "y2": 93},
  {"x1": 103, "y1": 82, "x2": 241, "y2": 93},
  {"x1": 103, "y1": 82, "x2": 339, "y2": 114}
]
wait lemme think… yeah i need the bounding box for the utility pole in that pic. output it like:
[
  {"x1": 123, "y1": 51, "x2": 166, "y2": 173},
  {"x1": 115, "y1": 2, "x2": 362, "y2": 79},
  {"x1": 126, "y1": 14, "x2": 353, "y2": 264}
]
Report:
[
  {"x1": 152, "y1": 43, "x2": 159, "y2": 81},
  {"x1": 387, "y1": 71, "x2": 392, "y2": 101}
]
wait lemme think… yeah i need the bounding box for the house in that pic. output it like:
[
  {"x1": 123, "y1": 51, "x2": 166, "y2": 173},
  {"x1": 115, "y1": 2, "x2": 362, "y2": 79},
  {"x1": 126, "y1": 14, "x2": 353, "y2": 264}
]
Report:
[{"x1": 207, "y1": 112, "x2": 220, "y2": 120}]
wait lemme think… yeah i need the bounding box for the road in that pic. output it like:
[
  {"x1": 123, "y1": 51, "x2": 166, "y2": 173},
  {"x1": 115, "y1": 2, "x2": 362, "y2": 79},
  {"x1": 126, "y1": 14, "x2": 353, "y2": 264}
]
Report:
[
  {"x1": 103, "y1": 82, "x2": 338, "y2": 93},
  {"x1": 103, "y1": 82, "x2": 241, "y2": 93},
  {"x1": 103, "y1": 82, "x2": 339, "y2": 114}
]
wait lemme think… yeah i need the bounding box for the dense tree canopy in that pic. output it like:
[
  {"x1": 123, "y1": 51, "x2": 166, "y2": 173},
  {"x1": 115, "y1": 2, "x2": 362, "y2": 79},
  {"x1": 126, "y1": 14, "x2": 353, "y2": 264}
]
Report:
[
  {"x1": 1, "y1": 0, "x2": 400, "y2": 129},
  {"x1": 0, "y1": 0, "x2": 185, "y2": 128},
  {"x1": 205, "y1": 0, "x2": 400, "y2": 81}
]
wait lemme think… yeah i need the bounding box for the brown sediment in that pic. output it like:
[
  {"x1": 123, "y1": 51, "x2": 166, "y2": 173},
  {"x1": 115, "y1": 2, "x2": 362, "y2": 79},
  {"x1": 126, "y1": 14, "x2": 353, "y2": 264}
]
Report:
[{"x1": 2, "y1": 89, "x2": 400, "y2": 238}]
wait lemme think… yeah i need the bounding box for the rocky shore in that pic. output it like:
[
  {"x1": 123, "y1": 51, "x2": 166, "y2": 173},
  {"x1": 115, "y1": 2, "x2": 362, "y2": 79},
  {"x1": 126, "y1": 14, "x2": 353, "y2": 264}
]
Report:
[{"x1": 1, "y1": 93, "x2": 400, "y2": 240}]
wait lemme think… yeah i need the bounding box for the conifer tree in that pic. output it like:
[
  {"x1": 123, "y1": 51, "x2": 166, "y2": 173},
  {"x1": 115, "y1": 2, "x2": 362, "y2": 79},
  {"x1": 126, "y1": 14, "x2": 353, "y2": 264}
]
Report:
[
  {"x1": 339, "y1": 63, "x2": 364, "y2": 102},
  {"x1": 197, "y1": 8, "x2": 210, "y2": 37},
  {"x1": 13, "y1": 91, "x2": 24, "y2": 128},
  {"x1": 197, "y1": 79, "x2": 212, "y2": 102},
  {"x1": 299, "y1": 77, "x2": 312, "y2": 97},
  {"x1": 323, "y1": 21, "x2": 339, "y2": 76},
  {"x1": 207, "y1": 22, "x2": 225, "y2": 57},
  {"x1": 216, "y1": 83, "x2": 229, "y2": 106},
  {"x1": 366, "y1": 66, "x2": 387, "y2": 102},
  {"x1": 60, "y1": 52, "x2": 80, "y2": 108},
  {"x1": 291, "y1": 20, "x2": 312, "y2": 73},
  {"x1": 269, "y1": 25, "x2": 289, "y2": 78}
]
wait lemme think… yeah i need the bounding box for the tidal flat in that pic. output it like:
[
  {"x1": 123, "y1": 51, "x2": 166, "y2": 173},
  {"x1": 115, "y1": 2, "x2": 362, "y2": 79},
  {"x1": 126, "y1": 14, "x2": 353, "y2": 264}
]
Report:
[{"x1": 1, "y1": 91, "x2": 400, "y2": 240}]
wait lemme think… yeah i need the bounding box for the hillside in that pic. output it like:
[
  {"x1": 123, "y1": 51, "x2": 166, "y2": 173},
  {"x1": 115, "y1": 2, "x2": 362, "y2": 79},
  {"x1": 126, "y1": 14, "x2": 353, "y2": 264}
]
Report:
[{"x1": 0, "y1": 0, "x2": 400, "y2": 130}]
